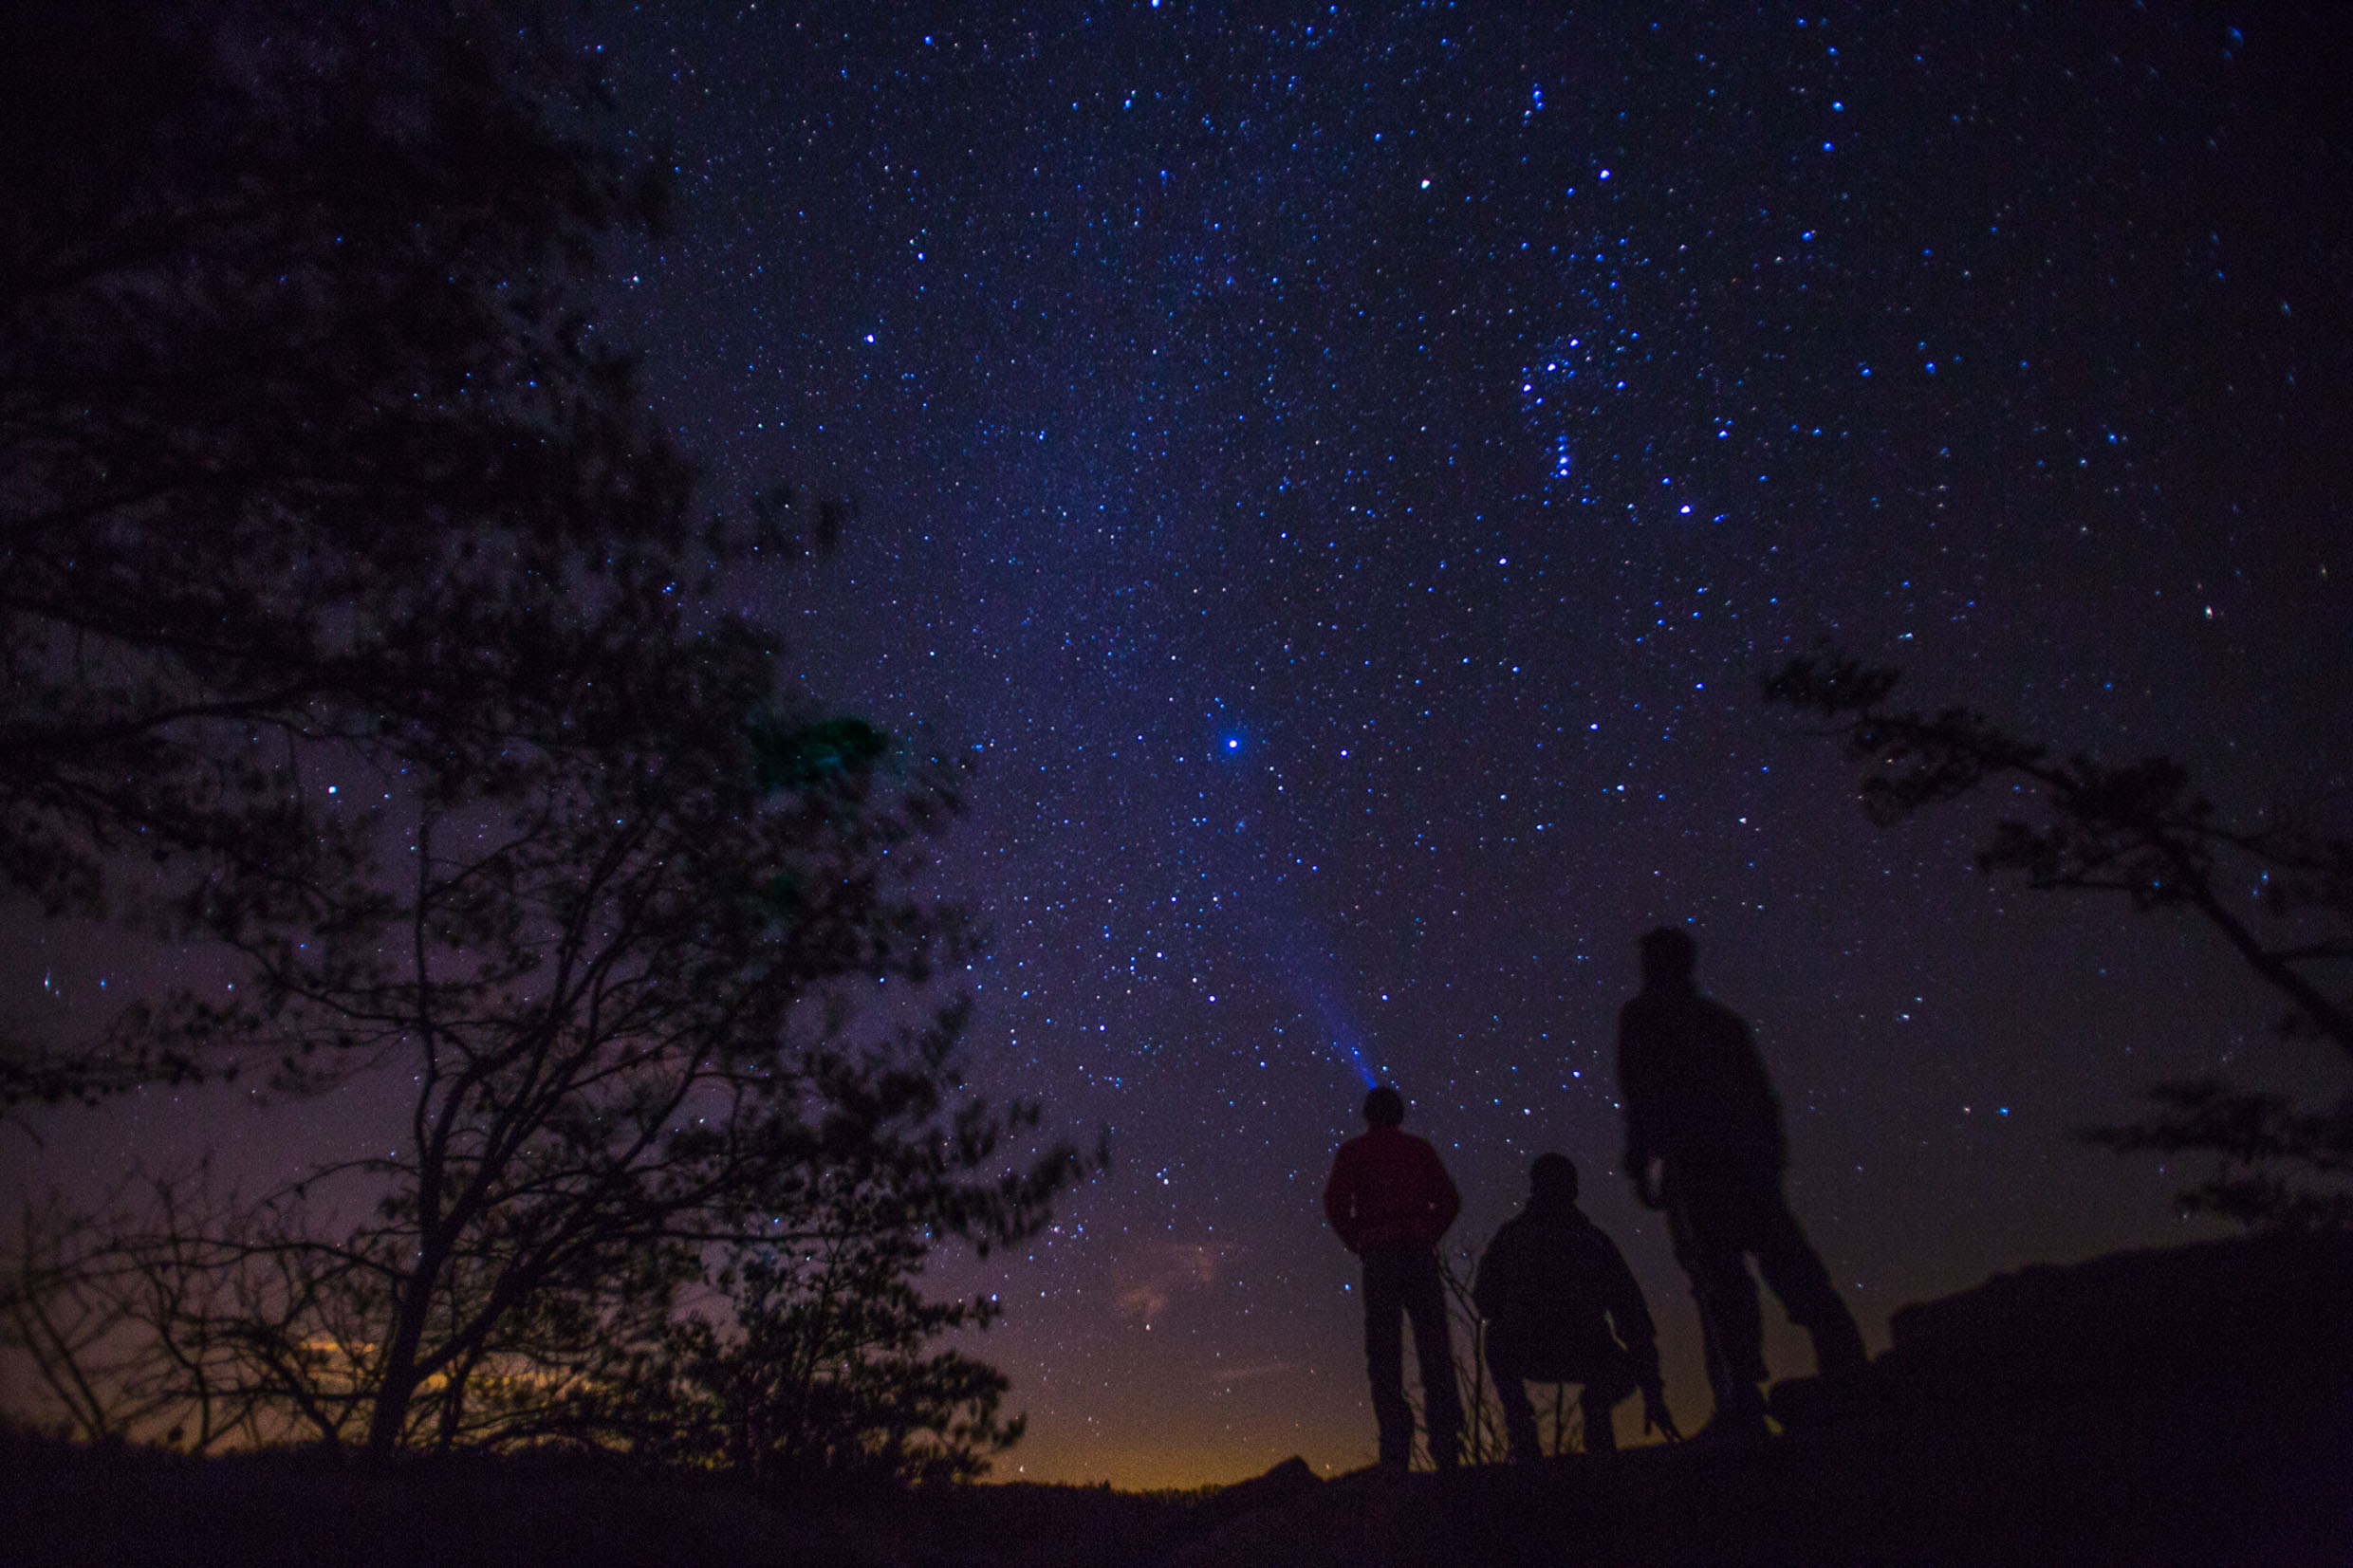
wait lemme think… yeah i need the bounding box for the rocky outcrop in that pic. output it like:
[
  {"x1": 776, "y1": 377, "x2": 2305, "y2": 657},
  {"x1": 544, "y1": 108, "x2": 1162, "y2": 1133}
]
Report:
[
  {"x1": 1872, "y1": 1229, "x2": 2353, "y2": 1407},
  {"x1": 1168, "y1": 1231, "x2": 2353, "y2": 1566},
  {"x1": 1188, "y1": 1455, "x2": 1324, "y2": 1534}
]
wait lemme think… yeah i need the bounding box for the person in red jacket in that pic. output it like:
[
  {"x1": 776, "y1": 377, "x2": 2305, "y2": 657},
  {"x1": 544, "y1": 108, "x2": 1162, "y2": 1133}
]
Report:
[{"x1": 1323, "y1": 1084, "x2": 1465, "y2": 1471}]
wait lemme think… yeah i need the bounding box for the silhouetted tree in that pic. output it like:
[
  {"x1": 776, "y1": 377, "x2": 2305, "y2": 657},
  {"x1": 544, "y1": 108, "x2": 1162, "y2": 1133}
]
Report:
[
  {"x1": 1765, "y1": 648, "x2": 2353, "y2": 1227},
  {"x1": 380, "y1": 712, "x2": 1033, "y2": 1462},
  {"x1": 2, "y1": 1169, "x2": 315, "y2": 1451},
  {"x1": 618, "y1": 1189, "x2": 1027, "y2": 1487},
  {"x1": 1, "y1": 1191, "x2": 144, "y2": 1444},
  {"x1": 2079, "y1": 1079, "x2": 2353, "y2": 1231},
  {"x1": 2, "y1": 0, "x2": 1081, "y2": 1462},
  {"x1": 2, "y1": 706, "x2": 1078, "y2": 1459},
  {"x1": 0, "y1": 0, "x2": 794, "y2": 1102}
]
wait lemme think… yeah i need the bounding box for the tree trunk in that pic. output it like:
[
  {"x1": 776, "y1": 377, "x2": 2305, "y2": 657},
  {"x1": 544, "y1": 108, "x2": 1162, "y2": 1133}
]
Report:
[{"x1": 363, "y1": 1270, "x2": 437, "y2": 1461}]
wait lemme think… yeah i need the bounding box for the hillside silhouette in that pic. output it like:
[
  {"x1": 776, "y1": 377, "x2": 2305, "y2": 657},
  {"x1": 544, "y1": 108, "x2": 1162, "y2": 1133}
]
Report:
[
  {"x1": 1172, "y1": 1229, "x2": 2352, "y2": 1567},
  {"x1": 8, "y1": 1229, "x2": 2344, "y2": 1567}
]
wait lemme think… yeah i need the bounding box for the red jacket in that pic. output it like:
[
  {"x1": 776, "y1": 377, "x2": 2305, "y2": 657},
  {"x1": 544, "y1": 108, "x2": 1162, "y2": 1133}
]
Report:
[{"x1": 1323, "y1": 1126, "x2": 1461, "y2": 1253}]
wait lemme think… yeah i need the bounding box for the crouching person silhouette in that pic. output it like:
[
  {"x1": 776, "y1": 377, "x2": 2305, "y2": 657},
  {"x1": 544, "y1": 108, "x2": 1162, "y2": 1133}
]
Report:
[
  {"x1": 1473, "y1": 1153, "x2": 1674, "y2": 1459},
  {"x1": 1323, "y1": 1084, "x2": 1466, "y2": 1471}
]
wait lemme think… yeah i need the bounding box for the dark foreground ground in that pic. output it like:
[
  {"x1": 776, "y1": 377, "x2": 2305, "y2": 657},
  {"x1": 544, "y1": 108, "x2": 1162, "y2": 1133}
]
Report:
[{"x1": 5, "y1": 1233, "x2": 2348, "y2": 1567}]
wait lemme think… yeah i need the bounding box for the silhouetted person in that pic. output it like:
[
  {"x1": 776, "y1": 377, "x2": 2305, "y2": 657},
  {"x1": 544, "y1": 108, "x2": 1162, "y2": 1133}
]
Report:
[
  {"x1": 1618, "y1": 927, "x2": 1868, "y2": 1439},
  {"x1": 1473, "y1": 1153, "x2": 1674, "y2": 1459},
  {"x1": 1323, "y1": 1084, "x2": 1465, "y2": 1471}
]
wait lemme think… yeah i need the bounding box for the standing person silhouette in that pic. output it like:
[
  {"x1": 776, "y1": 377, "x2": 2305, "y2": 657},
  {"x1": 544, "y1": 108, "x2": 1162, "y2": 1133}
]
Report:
[
  {"x1": 1617, "y1": 927, "x2": 1868, "y2": 1440},
  {"x1": 1323, "y1": 1084, "x2": 1465, "y2": 1471}
]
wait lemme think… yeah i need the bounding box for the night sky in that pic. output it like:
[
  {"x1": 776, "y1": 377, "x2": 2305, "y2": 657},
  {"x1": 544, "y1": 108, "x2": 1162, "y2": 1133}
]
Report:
[{"x1": 15, "y1": 1, "x2": 2353, "y2": 1489}]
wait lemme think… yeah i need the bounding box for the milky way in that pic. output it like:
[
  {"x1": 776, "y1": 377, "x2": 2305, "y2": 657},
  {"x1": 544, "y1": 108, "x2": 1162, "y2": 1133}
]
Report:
[{"x1": 20, "y1": 2, "x2": 2349, "y2": 1487}]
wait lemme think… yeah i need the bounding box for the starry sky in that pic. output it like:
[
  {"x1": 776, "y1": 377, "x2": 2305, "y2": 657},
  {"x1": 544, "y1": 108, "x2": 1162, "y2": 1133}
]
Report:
[{"x1": 13, "y1": 0, "x2": 2352, "y2": 1489}]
